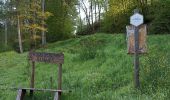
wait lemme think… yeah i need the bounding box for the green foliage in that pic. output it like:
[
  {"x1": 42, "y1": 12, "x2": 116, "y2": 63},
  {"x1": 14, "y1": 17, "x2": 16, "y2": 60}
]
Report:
[
  {"x1": 0, "y1": 0, "x2": 53, "y2": 52},
  {"x1": 79, "y1": 36, "x2": 106, "y2": 60},
  {"x1": 12, "y1": 40, "x2": 33, "y2": 52},
  {"x1": 0, "y1": 34, "x2": 170, "y2": 100},
  {"x1": 101, "y1": 0, "x2": 137, "y2": 33},
  {"x1": 18, "y1": 0, "x2": 52, "y2": 48},
  {"x1": 46, "y1": 0, "x2": 77, "y2": 42},
  {"x1": 101, "y1": 13, "x2": 131, "y2": 33},
  {"x1": 101, "y1": 0, "x2": 170, "y2": 34},
  {"x1": 104, "y1": 0, "x2": 151, "y2": 33},
  {"x1": 149, "y1": 0, "x2": 170, "y2": 34},
  {"x1": 0, "y1": 43, "x2": 12, "y2": 52}
]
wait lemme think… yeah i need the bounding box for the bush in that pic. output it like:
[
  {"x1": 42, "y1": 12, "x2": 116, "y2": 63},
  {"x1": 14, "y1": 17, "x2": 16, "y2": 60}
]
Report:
[
  {"x1": 0, "y1": 44, "x2": 12, "y2": 53},
  {"x1": 101, "y1": 13, "x2": 130, "y2": 33},
  {"x1": 79, "y1": 36, "x2": 106, "y2": 61},
  {"x1": 12, "y1": 38, "x2": 41, "y2": 53},
  {"x1": 149, "y1": 0, "x2": 170, "y2": 34}
]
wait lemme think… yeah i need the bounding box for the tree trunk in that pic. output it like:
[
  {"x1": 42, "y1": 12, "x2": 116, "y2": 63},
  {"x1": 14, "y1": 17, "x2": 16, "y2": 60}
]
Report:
[
  {"x1": 17, "y1": 15, "x2": 23, "y2": 53},
  {"x1": 41, "y1": 0, "x2": 46, "y2": 45},
  {"x1": 4, "y1": 19, "x2": 7, "y2": 45},
  {"x1": 33, "y1": 0, "x2": 36, "y2": 49},
  {"x1": 90, "y1": 0, "x2": 94, "y2": 32},
  {"x1": 81, "y1": 0, "x2": 92, "y2": 30},
  {"x1": 104, "y1": 0, "x2": 108, "y2": 12},
  {"x1": 78, "y1": 4, "x2": 82, "y2": 32},
  {"x1": 94, "y1": 1, "x2": 97, "y2": 22},
  {"x1": 98, "y1": 5, "x2": 101, "y2": 22},
  {"x1": 97, "y1": 0, "x2": 101, "y2": 22}
]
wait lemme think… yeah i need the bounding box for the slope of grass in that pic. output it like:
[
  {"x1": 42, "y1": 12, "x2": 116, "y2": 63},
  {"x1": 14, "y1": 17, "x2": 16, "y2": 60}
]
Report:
[{"x1": 0, "y1": 33, "x2": 170, "y2": 100}]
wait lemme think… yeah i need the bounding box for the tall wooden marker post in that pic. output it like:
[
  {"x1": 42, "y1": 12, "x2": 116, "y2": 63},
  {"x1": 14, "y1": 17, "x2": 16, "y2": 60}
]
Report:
[{"x1": 130, "y1": 9, "x2": 144, "y2": 88}]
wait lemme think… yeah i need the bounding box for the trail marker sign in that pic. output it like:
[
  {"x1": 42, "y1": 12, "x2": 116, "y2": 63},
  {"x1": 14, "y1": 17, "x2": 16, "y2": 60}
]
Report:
[
  {"x1": 129, "y1": 9, "x2": 144, "y2": 89},
  {"x1": 16, "y1": 51, "x2": 65, "y2": 100},
  {"x1": 130, "y1": 13, "x2": 143, "y2": 27}
]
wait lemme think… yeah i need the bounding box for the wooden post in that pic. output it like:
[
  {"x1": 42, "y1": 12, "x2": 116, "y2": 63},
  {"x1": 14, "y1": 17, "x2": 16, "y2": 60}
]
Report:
[
  {"x1": 134, "y1": 26, "x2": 140, "y2": 88},
  {"x1": 41, "y1": 0, "x2": 46, "y2": 45},
  {"x1": 58, "y1": 64, "x2": 62, "y2": 100},
  {"x1": 4, "y1": 19, "x2": 8, "y2": 45},
  {"x1": 28, "y1": 52, "x2": 64, "y2": 98},
  {"x1": 50, "y1": 77, "x2": 53, "y2": 89},
  {"x1": 54, "y1": 92, "x2": 59, "y2": 100},
  {"x1": 16, "y1": 89, "x2": 22, "y2": 100},
  {"x1": 16, "y1": 89, "x2": 26, "y2": 100},
  {"x1": 30, "y1": 61, "x2": 35, "y2": 96},
  {"x1": 129, "y1": 9, "x2": 143, "y2": 89}
]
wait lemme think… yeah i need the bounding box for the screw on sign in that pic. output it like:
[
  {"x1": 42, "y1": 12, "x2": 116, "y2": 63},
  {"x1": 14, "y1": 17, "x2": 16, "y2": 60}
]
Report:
[{"x1": 130, "y1": 9, "x2": 144, "y2": 89}]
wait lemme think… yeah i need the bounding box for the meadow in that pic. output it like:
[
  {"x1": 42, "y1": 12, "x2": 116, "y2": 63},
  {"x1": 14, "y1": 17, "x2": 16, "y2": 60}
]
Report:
[{"x1": 0, "y1": 33, "x2": 170, "y2": 100}]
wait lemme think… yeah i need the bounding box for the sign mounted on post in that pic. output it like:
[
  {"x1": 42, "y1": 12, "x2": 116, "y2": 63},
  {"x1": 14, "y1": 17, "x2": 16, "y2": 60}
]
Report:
[
  {"x1": 28, "y1": 51, "x2": 64, "y2": 100},
  {"x1": 126, "y1": 25, "x2": 147, "y2": 54},
  {"x1": 128, "y1": 9, "x2": 145, "y2": 89},
  {"x1": 130, "y1": 13, "x2": 144, "y2": 27}
]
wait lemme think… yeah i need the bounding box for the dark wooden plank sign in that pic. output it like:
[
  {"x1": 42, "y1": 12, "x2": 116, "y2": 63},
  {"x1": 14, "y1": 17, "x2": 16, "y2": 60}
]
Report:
[
  {"x1": 26, "y1": 51, "x2": 64, "y2": 100},
  {"x1": 29, "y1": 52, "x2": 64, "y2": 64}
]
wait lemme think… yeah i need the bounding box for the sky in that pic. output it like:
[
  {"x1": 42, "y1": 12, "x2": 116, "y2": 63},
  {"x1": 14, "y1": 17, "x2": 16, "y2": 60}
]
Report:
[
  {"x1": 79, "y1": 0, "x2": 104, "y2": 23},
  {"x1": 0, "y1": 0, "x2": 5, "y2": 3},
  {"x1": 79, "y1": 0, "x2": 89, "y2": 19}
]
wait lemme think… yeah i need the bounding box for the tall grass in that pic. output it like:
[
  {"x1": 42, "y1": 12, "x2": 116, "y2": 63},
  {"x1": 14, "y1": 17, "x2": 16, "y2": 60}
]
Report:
[{"x1": 0, "y1": 33, "x2": 170, "y2": 100}]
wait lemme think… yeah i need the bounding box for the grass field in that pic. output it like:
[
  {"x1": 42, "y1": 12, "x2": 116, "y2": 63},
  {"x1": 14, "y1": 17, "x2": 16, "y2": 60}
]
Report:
[{"x1": 0, "y1": 33, "x2": 170, "y2": 100}]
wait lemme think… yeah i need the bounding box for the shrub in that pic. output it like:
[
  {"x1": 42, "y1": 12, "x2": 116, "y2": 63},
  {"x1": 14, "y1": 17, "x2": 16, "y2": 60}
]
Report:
[
  {"x1": 79, "y1": 36, "x2": 106, "y2": 61},
  {"x1": 0, "y1": 44, "x2": 12, "y2": 52},
  {"x1": 149, "y1": 0, "x2": 170, "y2": 34}
]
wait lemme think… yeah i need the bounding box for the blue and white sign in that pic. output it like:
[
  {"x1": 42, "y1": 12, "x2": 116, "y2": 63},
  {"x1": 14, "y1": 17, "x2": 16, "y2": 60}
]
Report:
[{"x1": 130, "y1": 13, "x2": 143, "y2": 27}]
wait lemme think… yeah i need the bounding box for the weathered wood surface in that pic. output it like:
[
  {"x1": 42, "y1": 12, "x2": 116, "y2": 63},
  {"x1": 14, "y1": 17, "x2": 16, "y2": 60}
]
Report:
[
  {"x1": 58, "y1": 64, "x2": 62, "y2": 92},
  {"x1": 18, "y1": 88, "x2": 62, "y2": 92},
  {"x1": 54, "y1": 92, "x2": 59, "y2": 100},
  {"x1": 17, "y1": 51, "x2": 66, "y2": 99},
  {"x1": 29, "y1": 52, "x2": 64, "y2": 64},
  {"x1": 16, "y1": 88, "x2": 63, "y2": 100},
  {"x1": 16, "y1": 89, "x2": 26, "y2": 100},
  {"x1": 57, "y1": 64, "x2": 62, "y2": 100},
  {"x1": 126, "y1": 25, "x2": 147, "y2": 54},
  {"x1": 28, "y1": 51, "x2": 64, "y2": 99},
  {"x1": 30, "y1": 61, "x2": 35, "y2": 96},
  {"x1": 16, "y1": 89, "x2": 22, "y2": 100}
]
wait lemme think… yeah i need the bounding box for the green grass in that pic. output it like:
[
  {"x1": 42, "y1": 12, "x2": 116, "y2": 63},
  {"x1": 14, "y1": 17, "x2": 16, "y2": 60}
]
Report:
[{"x1": 0, "y1": 33, "x2": 170, "y2": 100}]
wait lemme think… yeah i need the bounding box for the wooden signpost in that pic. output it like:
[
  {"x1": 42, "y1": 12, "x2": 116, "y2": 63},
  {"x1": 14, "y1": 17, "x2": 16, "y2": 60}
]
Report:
[
  {"x1": 126, "y1": 25, "x2": 147, "y2": 54},
  {"x1": 129, "y1": 9, "x2": 144, "y2": 88},
  {"x1": 29, "y1": 52, "x2": 64, "y2": 96},
  {"x1": 16, "y1": 51, "x2": 64, "y2": 100}
]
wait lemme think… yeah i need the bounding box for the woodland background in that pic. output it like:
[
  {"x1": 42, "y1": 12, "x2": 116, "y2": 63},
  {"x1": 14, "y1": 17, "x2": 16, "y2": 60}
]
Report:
[{"x1": 0, "y1": 0, "x2": 170, "y2": 53}]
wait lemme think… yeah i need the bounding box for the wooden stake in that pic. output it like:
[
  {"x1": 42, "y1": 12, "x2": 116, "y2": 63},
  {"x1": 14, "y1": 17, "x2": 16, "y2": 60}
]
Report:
[
  {"x1": 58, "y1": 64, "x2": 62, "y2": 100},
  {"x1": 134, "y1": 23, "x2": 140, "y2": 88},
  {"x1": 30, "y1": 61, "x2": 35, "y2": 96}
]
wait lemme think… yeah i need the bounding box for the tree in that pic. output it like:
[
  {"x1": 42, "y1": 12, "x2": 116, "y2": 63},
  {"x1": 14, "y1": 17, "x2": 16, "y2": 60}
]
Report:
[
  {"x1": 0, "y1": 1, "x2": 9, "y2": 46},
  {"x1": 41, "y1": 0, "x2": 46, "y2": 45},
  {"x1": 17, "y1": 0, "x2": 52, "y2": 49},
  {"x1": 76, "y1": 0, "x2": 108, "y2": 35},
  {"x1": 149, "y1": 0, "x2": 170, "y2": 34},
  {"x1": 15, "y1": 0, "x2": 23, "y2": 53},
  {"x1": 46, "y1": 0, "x2": 77, "y2": 42}
]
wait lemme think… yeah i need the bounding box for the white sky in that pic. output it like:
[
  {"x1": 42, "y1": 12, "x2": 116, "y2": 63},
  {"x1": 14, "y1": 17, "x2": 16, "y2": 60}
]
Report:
[
  {"x1": 79, "y1": 0, "x2": 89, "y2": 19},
  {"x1": 0, "y1": 0, "x2": 5, "y2": 3},
  {"x1": 78, "y1": 0, "x2": 104, "y2": 23}
]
